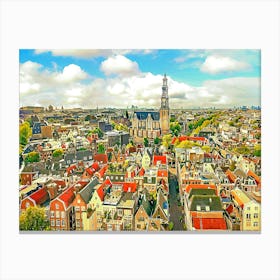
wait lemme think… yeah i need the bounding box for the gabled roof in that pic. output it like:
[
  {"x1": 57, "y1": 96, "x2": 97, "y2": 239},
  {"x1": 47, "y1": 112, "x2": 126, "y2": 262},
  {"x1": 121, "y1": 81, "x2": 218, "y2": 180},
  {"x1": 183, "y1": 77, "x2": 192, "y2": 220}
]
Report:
[
  {"x1": 234, "y1": 168, "x2": 246, "y2": 179},
  {"x1": 29, "y1": 186, "x2": 49, "y2": 205},
  {"x1": 192, "y1": 217, "x2": 227, "y2": 230},
  {"x1": 67, "y1": 164, "x2": 77, "y2": 175},
  {"x1": 122, "y1": 182, "x2": 137, "y2": 193},
  {"x1": 153, "y1": 155, "x2": 167, "y2": 165},
  {"x1": 138, "y1": 167, "x2": 145, "y2": 176},
  {"x1": 247, "y1": 170, "x2": 261, "y2": 185},
  {"x1": 225, "y1": 169, "x2": 237, "y2": 183},
  {"x1": 230, "y1": 188, "x2": 251, "y2": 209},
  {"x1": 59, "y1": 186, "x2": 75, "y2": 209},
  {"x1": 96, "y1": 178, "x2": 112, "y2": 201},
  {"x1": 79, "y1": 177, "x2": 99, "y2": 204}
]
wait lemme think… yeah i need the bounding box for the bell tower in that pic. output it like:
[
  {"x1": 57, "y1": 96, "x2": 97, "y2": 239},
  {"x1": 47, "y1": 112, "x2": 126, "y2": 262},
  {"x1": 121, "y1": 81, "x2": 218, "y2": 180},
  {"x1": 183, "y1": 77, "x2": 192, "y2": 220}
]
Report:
[{"x1": 160, "y1": 74, "x2": 170, "y2": 135}]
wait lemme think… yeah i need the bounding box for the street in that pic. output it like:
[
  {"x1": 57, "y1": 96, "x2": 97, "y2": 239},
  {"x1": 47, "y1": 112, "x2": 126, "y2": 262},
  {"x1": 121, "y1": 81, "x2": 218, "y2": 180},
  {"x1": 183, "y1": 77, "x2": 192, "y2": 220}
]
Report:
[{"x1": 168, "y1": 172, "x2": 185, "y2": 231}]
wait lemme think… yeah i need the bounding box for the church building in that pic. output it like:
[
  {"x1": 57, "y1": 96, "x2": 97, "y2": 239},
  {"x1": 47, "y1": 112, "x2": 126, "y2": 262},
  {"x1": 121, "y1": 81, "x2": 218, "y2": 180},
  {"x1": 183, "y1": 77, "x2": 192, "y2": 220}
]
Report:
[{"x1": 130, "y1": 74, "x2": 170, "y2": 140}]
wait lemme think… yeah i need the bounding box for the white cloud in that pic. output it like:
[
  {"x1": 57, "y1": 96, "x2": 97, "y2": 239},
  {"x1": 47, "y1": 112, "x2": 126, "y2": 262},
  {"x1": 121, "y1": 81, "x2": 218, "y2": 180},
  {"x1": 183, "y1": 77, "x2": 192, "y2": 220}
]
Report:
[
  {"x1": 100, "y1": 55, "x2": 139, "y2": 76},
  {"x1": 34, "y1": 49, "x2": 156, "y2": 58},
  {"x1": 55, "y1": 64, "x2": 88, "y2": 82},
  {"x1": 200, "y1": 55, "x2": 250, "y2": 74},
  {"x1": 20, "y1": 59, "x2": 260, "y2": 109}
]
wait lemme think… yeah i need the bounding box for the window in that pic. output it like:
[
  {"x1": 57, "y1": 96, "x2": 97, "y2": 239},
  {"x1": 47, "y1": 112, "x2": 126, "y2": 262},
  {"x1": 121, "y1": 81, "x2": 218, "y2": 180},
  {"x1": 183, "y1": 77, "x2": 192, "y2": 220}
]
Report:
[
  {"x1": 55, "y1": 203, "x2": 59, "y2": 210},
  {"x1": 254, "y1": 206, "x2": 258, "y2": 211},
  {"x1": 253, "y1": 222, "x2": 258, "y2": 227},
  {"x1": 81, "y1": 206, "x2": 86, "y2": 211},
  {"x1": 83, "y1": 156, "x2": 87, "y2": 161},
  {"x1": 120, "y1": 176, "x2": 123, "y2": 180},
  {"x1": 56, "y1": 211, "x2": 60, "y2": 218},
  {"x1": 247, "y1": 207, "x2": 250, "y2": 211},
  {"x1": 77, "y1": 221, "x2": 80, "y2": 227},
  {"x1": 61, "y1": 211, "x2": 65, "y2": 218},
  {"x1": 61, "y1": 219, "x2": 65, "y2": 227},
  {"x1": 118, "y1": 209, "x2": 123, "y2": 216},
  {"x1": 137, "y1": 224, "x2": 141, "y2": 229},
  {"x1": 56, "y1": 219, "x2": 60, "y2": 226},
  {"x1": 254, "y1": 213, "x2": 258, "y2": 219},
  {"x1": 148, "y1": 177, "x2": 152, "y2": 184},
  {"x1": 50, "y1": 211, "x2": 55, "y2": 218},
  {"x1": 246, "y1": 213, "x2": 251, "y2": 219},
  {"x1": 75, "y1": 206, "x2": 80, "y2": 211},
  {"x1": 26, "y1": 202, "x2": 30, "y2": 208},
  {"x1": 196, "y1": 205, "x2": 201, "y2": 211},
  {"x1": 51, "y1": 220, "x2": 55, "y2": 226},
  {"x1": 205, "y1": 206, "x2": 210, "y2": 211}
]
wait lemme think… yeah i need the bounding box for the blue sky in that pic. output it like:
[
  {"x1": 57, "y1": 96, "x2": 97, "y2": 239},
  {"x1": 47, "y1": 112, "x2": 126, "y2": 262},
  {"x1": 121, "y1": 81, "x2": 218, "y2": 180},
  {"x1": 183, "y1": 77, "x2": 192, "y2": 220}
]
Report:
[{"x1": 19, "y1": 49, "x2": 261, "y2": 108}]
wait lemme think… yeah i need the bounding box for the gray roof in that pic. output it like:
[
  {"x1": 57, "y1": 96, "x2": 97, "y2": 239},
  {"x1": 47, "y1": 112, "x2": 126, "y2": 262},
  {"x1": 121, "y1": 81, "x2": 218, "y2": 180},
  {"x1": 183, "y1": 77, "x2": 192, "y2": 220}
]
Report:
[
  {"x1": 79, "y1": 177, "x2": 99, "y2": 204},
  {"x1": 135, "y1": 111, "x2": 160, "y2": 121},
  {"x1": 190, "y1": 195, "x2": 223, "y2": 211},
  {"x1": 76, "y1": 150, "x2": 92, "y2": 160},
  {"x1": 188, "y1": 188, "x2": 216, "y2": 199}
]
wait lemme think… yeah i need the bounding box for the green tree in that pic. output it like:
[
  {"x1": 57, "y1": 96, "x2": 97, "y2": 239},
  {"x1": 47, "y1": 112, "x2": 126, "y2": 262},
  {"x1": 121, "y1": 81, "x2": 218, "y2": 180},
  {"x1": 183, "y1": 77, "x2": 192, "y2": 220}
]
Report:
[
  {"x1": 24, "y1": 151, "x2": 40, "y2": 163},
  {"x1": 229, "y1": 160, "x2": 236, "y2": 171},
  {"x1": 254, "y1": 144, "x2": 261, "y2": 157},
  {"x1": 97, "y1": 143, "x2": 105, "y2": 154},
  {"x1": 143, "y1": 137, "x2": 149, "y2": 147},
  {"x1": 170, "y1": 116, "x2": 176, "y2": 122},
  {"x1": 52, "y1": 148, "x2": 64, "y2": 158},
  {"x1": 19, "y1": 206, "x2": 50, "y2": 231},
  {"x1": 168, "y1": 222, "x2": 174, "y2": 231},
  {"x1": 85, "y1": 115, "x2": 91, "y2": 121},
  {"x1": 170, "y1": 122, "x2": 181, "y2": 136},
  {"x1": 19, "y1": 122, "x2": 32, "y2": 146},
  {"x1": 154, "y1": 137, "x2": 160, "y2": 145},
  {"x1": 162, "y1": 134, "x2": 172, "y2": 149}
]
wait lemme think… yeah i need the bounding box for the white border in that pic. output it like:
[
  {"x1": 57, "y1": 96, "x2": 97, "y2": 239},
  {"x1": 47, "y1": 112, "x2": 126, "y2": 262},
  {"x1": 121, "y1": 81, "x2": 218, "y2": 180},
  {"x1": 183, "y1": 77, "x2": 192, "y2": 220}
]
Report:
[{"x1": 1, "y1": 1, "x2": 279, "y2": 280}]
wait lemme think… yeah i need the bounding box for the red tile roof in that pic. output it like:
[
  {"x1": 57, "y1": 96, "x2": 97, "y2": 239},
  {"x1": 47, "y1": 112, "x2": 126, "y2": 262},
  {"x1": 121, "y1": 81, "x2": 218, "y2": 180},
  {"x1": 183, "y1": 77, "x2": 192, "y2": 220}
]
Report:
[
  {"x1": 247, "y1": 170, "x2": 261, "y2": 185},
  {"x1": 59, "y1": 186, "x2": 75, "y2": 209},
  {"x1": 192, "y1": 217, "x2": 227, "y2": 230},
  {"x1": 96, "y1": 178, "x2": 112, "y2": 201},
  {"x1": 122, "y1": 182, "x2": 137, "y2": 192},
  {"x1": 29, "y1": 187, "x2": 49, "y2": 205},
  {"x1": 153, "y1": 155, "x2": 167, "y2": 165},
  {"x1": 185, "y1": 184, "x2": 217, "y2": 195},
  {"x1": 138, "y1": 167, "x2": 145, "y2": 176},
  {"x1": 94, "y1": 154, "x2": 108, "y2": 164},
  {"x1": 225, "y1": 169, "x2": 237, "y2": 183},
  {"x1": 226, "y1": 204, "x2": 234, "y2": 214},
  {"x1": 157, "y1": 169, "x2": 168, "y2": 177},
  {"x1": 67, "y1": 165, "x2": 77, "y2": 175},
  {"x1": 96, "y1": 165, "x2": 108, "y2": 178}
]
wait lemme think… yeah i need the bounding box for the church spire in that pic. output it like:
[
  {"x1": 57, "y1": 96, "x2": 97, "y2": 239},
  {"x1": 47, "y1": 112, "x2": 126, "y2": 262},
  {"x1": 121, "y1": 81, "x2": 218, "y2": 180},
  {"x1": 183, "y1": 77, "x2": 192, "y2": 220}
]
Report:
[{"x1": 161, "y1": 74, "x2": 169, "y2": 109}]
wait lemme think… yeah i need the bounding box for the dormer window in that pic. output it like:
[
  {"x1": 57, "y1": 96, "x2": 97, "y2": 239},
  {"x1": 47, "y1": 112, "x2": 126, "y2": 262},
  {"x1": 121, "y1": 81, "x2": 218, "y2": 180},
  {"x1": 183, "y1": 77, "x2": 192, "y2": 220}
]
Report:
[{"x1": 196, "y1": 205, "x2": 201, "y2": 211}]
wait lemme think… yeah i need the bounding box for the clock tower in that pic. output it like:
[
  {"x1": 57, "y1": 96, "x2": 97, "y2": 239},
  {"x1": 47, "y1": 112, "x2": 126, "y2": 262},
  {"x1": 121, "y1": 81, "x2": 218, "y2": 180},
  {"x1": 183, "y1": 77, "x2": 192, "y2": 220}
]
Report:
[{"x1": 160, "y1": 74, "x2": 170, "y2": 135}]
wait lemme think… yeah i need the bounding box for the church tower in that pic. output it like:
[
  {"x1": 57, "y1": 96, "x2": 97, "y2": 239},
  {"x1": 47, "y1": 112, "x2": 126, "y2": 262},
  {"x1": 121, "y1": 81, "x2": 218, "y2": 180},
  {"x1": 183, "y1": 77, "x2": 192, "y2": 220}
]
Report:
[{"x1": 160, "y1": 74, "x2": 170, "y2": 135}]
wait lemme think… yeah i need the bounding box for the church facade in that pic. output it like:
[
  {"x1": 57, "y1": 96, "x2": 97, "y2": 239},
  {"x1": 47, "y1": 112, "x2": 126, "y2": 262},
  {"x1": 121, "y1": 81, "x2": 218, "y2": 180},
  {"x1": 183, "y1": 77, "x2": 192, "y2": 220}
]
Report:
[{"x1": 130, "y1": 74, "x2": 170, "y2": 140}]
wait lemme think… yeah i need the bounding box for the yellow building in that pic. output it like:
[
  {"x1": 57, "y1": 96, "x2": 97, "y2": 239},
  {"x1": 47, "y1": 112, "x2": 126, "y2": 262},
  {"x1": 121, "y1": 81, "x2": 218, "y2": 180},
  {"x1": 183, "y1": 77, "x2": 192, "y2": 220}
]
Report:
[{"x1": 231, "y1": 188, "x2": 261, "y2": 231}]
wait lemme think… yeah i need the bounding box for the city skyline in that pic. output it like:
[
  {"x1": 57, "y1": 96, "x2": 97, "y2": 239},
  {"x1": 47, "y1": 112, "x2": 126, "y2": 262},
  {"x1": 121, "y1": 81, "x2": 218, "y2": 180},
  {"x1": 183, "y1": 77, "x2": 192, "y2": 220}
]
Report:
[{"x1": 20, "y1": 49, "x2": 261, "y2": 109}]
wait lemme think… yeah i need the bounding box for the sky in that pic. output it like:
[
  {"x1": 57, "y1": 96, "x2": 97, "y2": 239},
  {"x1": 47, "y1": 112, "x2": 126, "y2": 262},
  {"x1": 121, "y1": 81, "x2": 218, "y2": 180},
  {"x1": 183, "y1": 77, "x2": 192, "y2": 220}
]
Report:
[{"x1": 19, "y1": 49, "x2": 261, "y2": 109}]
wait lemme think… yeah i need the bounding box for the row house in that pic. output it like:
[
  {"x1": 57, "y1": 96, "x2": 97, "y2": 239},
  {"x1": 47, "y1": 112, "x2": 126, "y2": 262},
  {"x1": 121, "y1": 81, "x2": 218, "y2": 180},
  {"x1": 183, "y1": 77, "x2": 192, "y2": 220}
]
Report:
[
  {"x1": 71, "y1": 177, "x2": 99, "y2": 230},
  {"x1": 230, "y1": 188, "x2": 261, "y2": 231},
  {"x1": 49, "y1": 182, "x2": 86, "y2": 231}
]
